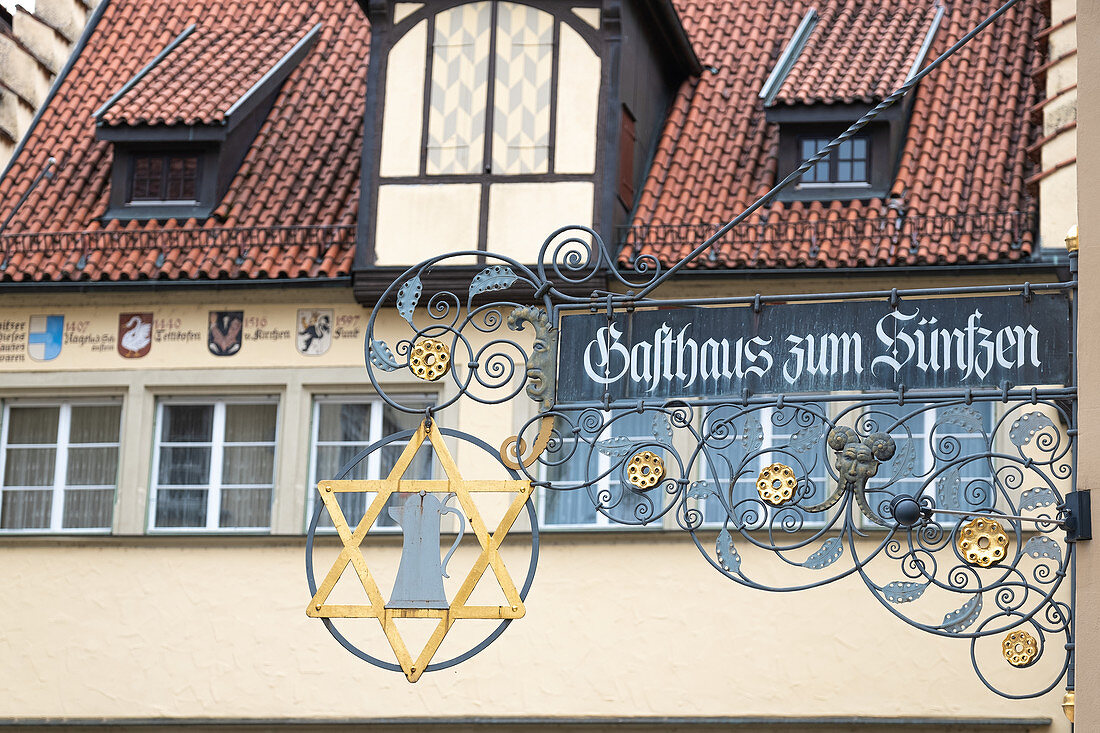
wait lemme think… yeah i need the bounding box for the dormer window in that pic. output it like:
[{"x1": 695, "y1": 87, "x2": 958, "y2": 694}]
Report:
[
  {"x1": 761, "y1": 3, "x2": 944, "y2": 202},
  {"x1": 93, "y1": 22, "x2": 321, "y2": 221},
  {"x1": 129, "y1": 154, "x2": 200, "y2": 203}
]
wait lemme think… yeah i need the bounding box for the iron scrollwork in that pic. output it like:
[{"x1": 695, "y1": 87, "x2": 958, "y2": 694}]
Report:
[{"x1": 348, "y1": 225, "x2": 1081, "y2": 699}]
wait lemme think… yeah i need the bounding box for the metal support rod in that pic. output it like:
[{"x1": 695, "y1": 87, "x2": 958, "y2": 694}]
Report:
[
  {"x1": 632, "y1": 0, "x2": 1026, "y2": 299},
  {"x1": 924, "y1": 506, "x2": 1065, "y2": 528}
]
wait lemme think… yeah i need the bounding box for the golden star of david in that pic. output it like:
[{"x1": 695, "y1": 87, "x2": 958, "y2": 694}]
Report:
[{"x1": 306, "y1": 419, "x2": 531, "y2": 682}]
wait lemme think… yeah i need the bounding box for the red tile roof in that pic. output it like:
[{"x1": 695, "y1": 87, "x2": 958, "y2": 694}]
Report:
[
  {"x1": 98, "y1": 25, "x2": 315, "y2": 128},
  {"x1": 772, "y1": 2, "x2": 940, "y2": 106},
  {"x1": 0, "y1": 0, "x2": 365, "y2": 282},
  {"x1": 0, "y1": 0, "x2": 1044, "y2": 281},
  {"x1": 622, "y1": 0, "x2": 1043, "y2": 270}
]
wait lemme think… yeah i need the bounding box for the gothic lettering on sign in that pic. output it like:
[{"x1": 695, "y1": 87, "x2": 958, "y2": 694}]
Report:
[{"x1": 558, "y1": 294, "x2": 1070, "y2": 403}]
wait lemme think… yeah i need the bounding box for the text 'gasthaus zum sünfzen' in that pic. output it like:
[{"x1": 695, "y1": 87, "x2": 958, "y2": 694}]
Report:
[{"x1": 554, "y1": 295, "x2": 1069, "y2": 403}]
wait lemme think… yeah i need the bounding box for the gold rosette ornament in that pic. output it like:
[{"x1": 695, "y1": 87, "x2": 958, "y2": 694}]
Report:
[
  {"x1": 1003, "y1": 630, "x2": 1038, "y2": 667},
  {"x1": 627, "y1": 451, "x2": 665, "y2": 490},
  {"x1": 757, "y1": 463, "x2": 797, "y2": 506},
  {"x1": 409, "y1": 338, "x2": 450, "y2": 381},
  {"x1": 957, "y1": 516, "x2": 1010, "y2": 567}
]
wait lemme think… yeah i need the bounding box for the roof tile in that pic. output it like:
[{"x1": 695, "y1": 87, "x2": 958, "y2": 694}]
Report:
[{"x1": 621, "y1": 0, "x2": 1042, "y2": 270}]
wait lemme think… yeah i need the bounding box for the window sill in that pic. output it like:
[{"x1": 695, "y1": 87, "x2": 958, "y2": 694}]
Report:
[
  {"x1": 777, "y1": 185, "x2": 887, "y2": 203},
  {"x1": 101, "y1": 202, "x2": 215, "y2": 221}
]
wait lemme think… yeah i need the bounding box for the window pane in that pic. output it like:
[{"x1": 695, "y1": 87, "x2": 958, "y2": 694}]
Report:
[
  {"x1": 380, "y1": 442, "x2": 433, "y2": 480},
  {"x1": 4, "y1": 448, "x2": 55, "y2": 486},
  {"x1": 426, "y1": 2, "x2": 492, "y2": 174},
  {"x1": 162, "y1": 404, "x2": 213, "y2": 442},
  {"x1": 225, "y1": 403, "x2": 276, "y2": 442},
  {"x1": 317, "y1": 403, "x2": 372, "y2": 442},
  {"x1": 70, "y1": 405, "x2": 121, "y2": 443},
  {"x1": 155, "y1": 488, "x2": 207, "y2": 527},
  {"x1": 382, "y1": 405, "x2": 426, "y2": 435},
  {"x1": 491, "y1": 2, "x2": 553, "y2": 174},
  {"x1": 158, "y1": 446, "x2": 211, "y2": 485},
  {"x1": 67, "y1": 447, "x2": 119, "y2": 486},
  {"x1": 166, "y1": 156, "x2": 198, "y2": 200},
  {"x1": 853, "y1": 137, "x2": 868, "y2": 157},
  {"x1": 316, "y1": 445, "x2": 372, "y2": 480},
  {"x1": 839, "y1": 139, "x2": 852, "y2": 158},
  {"x1": 852, "y1": 161, "x2": 866, "y2": 181},
  {"x1": 62, "y1": 489, "x2": 113, "y2": 529},
  {"x1": 221, "y1": 445, "x2": 275, "y2": 485},
  {"x1": 219, "y1": 488, "x2": 271, "y2": 528},
  {"x1": 838, "y1": 161, "x2": 852, "y2": 181},
  {"x1": 801, "y1": 139, "x2": 817, "y2": 160},
  {"x1": 1, "y1": 490, "x2": 51, "y2": 529},
  {"x1": 8, "y1": 406, "x2": 59, "y2": 444},
  {"x1": 325, "y1": 492, "x2": 370, "y2": 528},
  {"x1": 543, "y1": 489, "x2": 597, "y2": 525},
  {"x1": 131, "y1": 156, "x2": 164, "y2": 200}
]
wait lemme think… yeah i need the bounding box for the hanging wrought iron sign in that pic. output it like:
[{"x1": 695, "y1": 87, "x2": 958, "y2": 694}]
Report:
[{"x1": 305, "y1": 0, "x2": 1084, "y2": 711}]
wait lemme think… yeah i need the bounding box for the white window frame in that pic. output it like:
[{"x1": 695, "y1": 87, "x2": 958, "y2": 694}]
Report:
[
  {"x1": 865, "y1": 401, "x2": 997, "y2": 527},
  {"x1": 306, "y1": 394, "x2": 435, "y2": 533},
  {"x1": 696, "y1": 406, "x2": 831, "y2": 529},
  {"x1": 538, "y1": 410, "x2": 663, "y2": 530},
  {"x1": 0, "y1": 398, "x2": 122, "y2": 534},
  {"x1": 148, "y1": 396, "x2": 279, "y2": 533}
]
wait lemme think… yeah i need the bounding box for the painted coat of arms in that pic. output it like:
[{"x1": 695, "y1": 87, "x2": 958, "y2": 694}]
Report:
[
  {"x1": 297, "y1": 309, "x2": 332, "y2": 356},
  {"x1": 118, "y1": 313, "x2": 152, "y2": 358},
  {"x1": 209, "y1": 311, "x2": 243, "y2": 356},
  {"x1": 27, "y1": 315, "x2": 63, "y2": 361}
]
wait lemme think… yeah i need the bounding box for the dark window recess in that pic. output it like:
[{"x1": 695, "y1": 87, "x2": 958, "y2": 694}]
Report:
[
  {"x1": 618, "y1": 106, "x2": 636, "y2": 206},
  {"x1": 130, "y1": 155, "x2": 199, "y2": 202},
  {"x1": 799, "y1": 136, "x2": 869, "y2": 184}
]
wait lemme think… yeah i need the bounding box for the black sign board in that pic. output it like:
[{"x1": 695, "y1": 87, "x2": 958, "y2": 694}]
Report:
[{"x1": 556, "y1": 293, "x2": 1071, "y2": 404}]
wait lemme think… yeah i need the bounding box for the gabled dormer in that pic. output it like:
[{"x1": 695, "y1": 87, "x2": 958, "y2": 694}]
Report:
[
  {"x1": 761, "y1": 2, "x2": 944, "y2": 202},
  {"x1": 353, "y1": 0, "x2": 698, "y2": 300},
  {"x1": 94, "y1": 22, "x2": 321, "y2": 221}
]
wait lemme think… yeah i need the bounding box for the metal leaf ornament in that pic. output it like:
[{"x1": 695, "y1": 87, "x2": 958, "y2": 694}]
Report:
[
  {"x1": 1010, "y1": 412, "x2": 1057, "y2": 447},
  {"x1": 1022, "y1": 536, "x2": 1062, "y2": 563},
  {"x1": 652, "y1": 413, "x2": 673, "y2": 444},
  {"x1": 1020, "y1": 487, "x2": 1057, "y2": 511},
  {"x1": 716, "y1": 528, "x2": 741, "y2": 572},
  {"x1": 596, "y1": 436, "x2": 634, "y2": 457},
  {"x1": 469, "y1": 265, "x2": 518, "y2": 297},
  {"x1": 802, "y1": 537, "x2": 843, "y2": 569},
  {"x1": 741, "y1": 416, "x2": 763, "y2": 452},
  {"x1": 936, "y1": 468, "x2": 963, "y2": 511},
  {"x1": 883, "y1": 580, "x2": 929, "y2": 604},
  {"x1": 396, "y1": 275, "x2": 422, "y2": 326},
  {"x1": 941, "y1": 594, "x2": 982, "y2": 634},
  {"x1": 939, "y1": 405, "x2": 985, "y2": 434},
  {"x1": 368, "y1": 339, "x2": 400, "y2": 371},
  {"x1": 687, "y1": 480, "x2": 716, "y2": 501}
]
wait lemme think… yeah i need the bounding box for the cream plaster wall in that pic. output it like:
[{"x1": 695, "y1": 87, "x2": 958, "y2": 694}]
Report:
[
  {"x1": 554, "y1": 23, "x2": 599, "y2": 175},
  {"x1": 1074, "y1": 1, "x2": 1099, "y2": 729},
  {"x1": 0, "y1": 535, "x2": 1067, "y2": 727},
  {"x1": 375, "y1": 183, "x2": 482, "y2": 264},
  {"x1": 379, "y1": 20, "x2": 427, "y2": 178},
  {"x1": 1039, "y1": 0, "x2": 1078, "y2": 252},
  {"x1": 486, "y1": 181, "x2": 593, "y2": 261}
]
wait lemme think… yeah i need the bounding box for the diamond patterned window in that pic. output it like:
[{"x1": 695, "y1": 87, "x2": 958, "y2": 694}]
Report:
[{"x1": 426, "y1": 2, "x2": 554, "y2": 176}]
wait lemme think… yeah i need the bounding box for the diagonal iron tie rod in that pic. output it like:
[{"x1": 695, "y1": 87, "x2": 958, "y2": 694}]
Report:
[{"x1": 633, "y1": 0, "x2": 1026, "y2": 299}]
